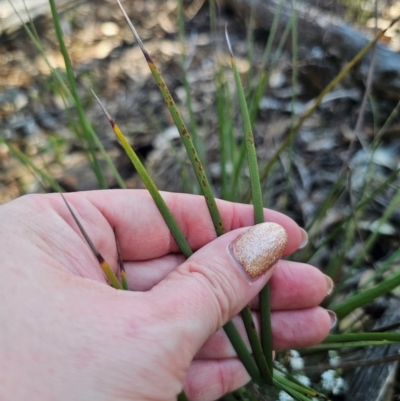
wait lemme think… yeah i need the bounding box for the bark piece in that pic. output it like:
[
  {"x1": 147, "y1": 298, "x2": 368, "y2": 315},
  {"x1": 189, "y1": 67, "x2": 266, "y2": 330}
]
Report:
[
  {"x1": 218, "y1": 0, "x2": 400, "y2": 100},
  {"x1": 345, "y1": 298, "x2": 400, "y2": 401}
]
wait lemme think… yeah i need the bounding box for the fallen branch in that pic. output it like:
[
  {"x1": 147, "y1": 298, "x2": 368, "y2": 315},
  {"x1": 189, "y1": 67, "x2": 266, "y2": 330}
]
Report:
[{"x1": 218, "y1": 0, "x2": 400, "y2": 100}]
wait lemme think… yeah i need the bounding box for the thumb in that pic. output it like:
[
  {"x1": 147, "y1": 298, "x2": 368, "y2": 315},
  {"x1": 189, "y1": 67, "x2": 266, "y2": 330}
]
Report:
[{"x1": 150, "y1": 222, "x2": 288, "y2": 355}]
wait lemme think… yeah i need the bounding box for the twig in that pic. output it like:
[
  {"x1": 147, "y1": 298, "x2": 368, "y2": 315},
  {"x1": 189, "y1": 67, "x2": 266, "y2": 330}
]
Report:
[
  {"x1": 344, "y1": 0, "x2": 379, "y2": 166},
  {"x1": 303, "y1": 353, "x2": 400, "y2": 375}
]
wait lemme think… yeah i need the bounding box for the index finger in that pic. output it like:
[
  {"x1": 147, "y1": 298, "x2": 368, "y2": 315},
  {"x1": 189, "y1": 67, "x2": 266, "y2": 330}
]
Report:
[{"x1": 54, "y1": 189, "x2": 305, "y2": 261}]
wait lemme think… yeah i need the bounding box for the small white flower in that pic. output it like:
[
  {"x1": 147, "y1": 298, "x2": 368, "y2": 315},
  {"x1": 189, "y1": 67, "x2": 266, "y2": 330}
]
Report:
[
  {"x1": 328, "y1": 350, "x2": 340, "y2": 367},
  {"x1": 332, "y1": 377, "x2": 347, "y2": 395},
  {"x1": 296, "y1": 374, "x2": 311, "y2": 387},
  {"x1": 321, "y1": 370, "x2": 336, "y2": 391},
  {"x1": 290, "y1": 350, "x2": 300, "y2": 358},
  {"x1": 321, "y1": 370, "x2": 347, "y2": 395},
  {"x1": 289, "y1": 350, "x2": 304, "y2": 370}
]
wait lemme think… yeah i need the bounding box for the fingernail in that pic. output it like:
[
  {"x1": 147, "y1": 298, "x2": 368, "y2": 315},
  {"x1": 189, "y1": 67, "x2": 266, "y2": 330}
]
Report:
[
  {"x1": 325, "y1": 275, "x2": 334, "y2": 296},
  {"x1": 299, "y1": 228, "x2": 308, "y2": 249},
  {"x1": 230, "y1": 222, "x2": 288, "y2": 279},
  {"x1": 327, "y1": 310, "x2": 337, "y2": 329}
]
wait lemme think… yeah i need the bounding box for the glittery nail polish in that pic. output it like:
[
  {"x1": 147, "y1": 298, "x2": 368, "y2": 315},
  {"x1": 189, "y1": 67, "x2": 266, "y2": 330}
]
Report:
[{"x1": 230, "y1": 222, "x2": 288, "y2": 279}]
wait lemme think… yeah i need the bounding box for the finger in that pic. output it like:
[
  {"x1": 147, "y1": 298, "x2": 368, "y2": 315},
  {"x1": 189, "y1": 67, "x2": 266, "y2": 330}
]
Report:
[
  {"x1": 124, "y1": 254, "x2": 185, "y2": 291},
  {"x1": 196, "y1": 307, "x2": 333, "y2": 359},
  {"x1": 44, "y1": 190, "x2": 304, "y2": 261},
  {"x1": 251, "y1": 261, "x2": 332, "y2": 310},
  {"x1": 184, "y1": 359, "x2": 249, "y2": 401},
  {"x1": 126, "y1": 259, "x2": 331, "y2": 309},
  {"x1": 149, "y1": 223, "x2": 289, "y2": 358},
  {"x1": 271, "y1": 307, "x2": 334, "y2": 350}
]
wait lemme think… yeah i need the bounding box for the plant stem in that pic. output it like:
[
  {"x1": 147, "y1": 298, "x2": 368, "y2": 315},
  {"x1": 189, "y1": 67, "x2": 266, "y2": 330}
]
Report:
[
  {"x1": 177, "y1": 391, "x2": 190, "y2": 401},
  {"x1": 114, "y1": 228, "x2": 129, "y2": 291},
  {"x1": 223, "y1": 321, "x2": 261, "y2": 382},
  {"x1": 117, "y1": 0, "x2": 225, "y2": 236},
  {"x1": 60, "y1": 193, "x2": 123, "y2": 290},
  {"x1": 240, "y1": 308, "x2": 272, "y2": 382},
  {"x1": 48, "y1": 0, "x2": 106, "y2": 188},
  {"x1": 226, "y1": 27, "x2": 274, "y2": 383},
  {"x1": 331, "y1": 269, "x2": 400, "y2": 319},
  {"x1": 114, "y1": 5, "x2": 265, "y2": 387},
  {"x1": 92, "y1": 91, "x2": 193, "y2": 259}
]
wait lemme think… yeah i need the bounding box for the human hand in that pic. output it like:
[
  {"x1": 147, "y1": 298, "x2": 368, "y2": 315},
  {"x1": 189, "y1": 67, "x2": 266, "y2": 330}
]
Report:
[{"x1": 0, "y1": 190, "x2": 334, "y2": 401}]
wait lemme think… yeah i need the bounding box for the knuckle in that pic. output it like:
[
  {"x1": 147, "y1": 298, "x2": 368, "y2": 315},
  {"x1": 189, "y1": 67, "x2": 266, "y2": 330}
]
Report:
[{"x1": 181, "y1": 259, "x2": 238, "y2": 327}]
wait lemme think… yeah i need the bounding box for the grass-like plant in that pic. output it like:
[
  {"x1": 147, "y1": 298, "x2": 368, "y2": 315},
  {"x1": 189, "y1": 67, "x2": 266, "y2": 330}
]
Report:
[
  {"x1": 60, "y1": 192, "x2": 123, "y2": 289},
  {"x1": 4, "y1": 0, "x2": 400, "y2": 400},
  {"x1": 7, "y1": 0, "x2": 126, "y2": 190},
  {"x1": 225, "y1": 26, "x2": 273, "y2": 383}
]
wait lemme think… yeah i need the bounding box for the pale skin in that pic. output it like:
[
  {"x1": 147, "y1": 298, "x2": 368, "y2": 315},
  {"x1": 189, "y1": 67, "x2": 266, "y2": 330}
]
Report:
[{"x1": 0, "y1": 190, "x2": 333, "y2": 401}]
